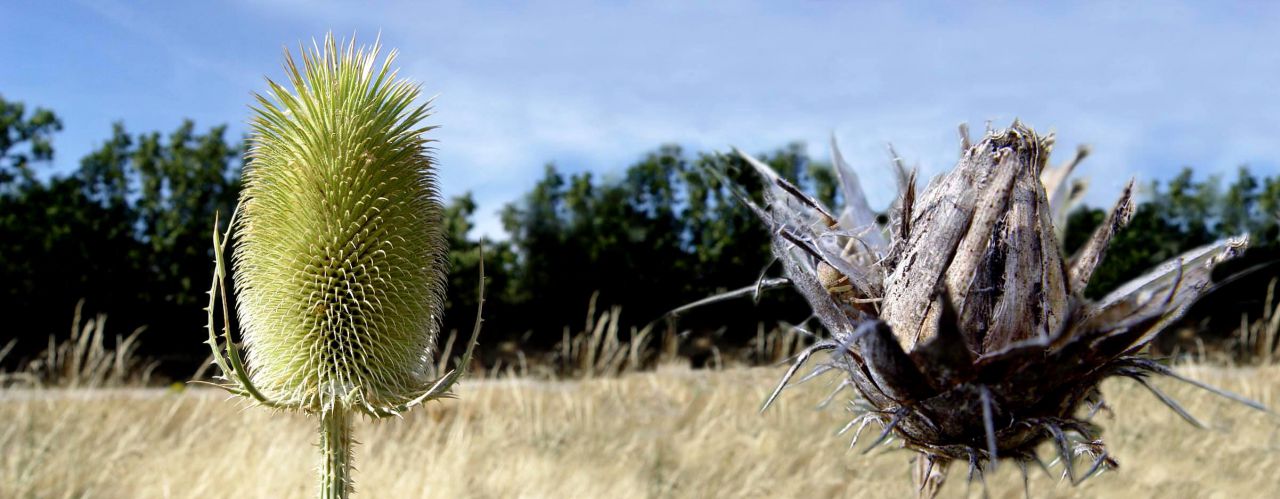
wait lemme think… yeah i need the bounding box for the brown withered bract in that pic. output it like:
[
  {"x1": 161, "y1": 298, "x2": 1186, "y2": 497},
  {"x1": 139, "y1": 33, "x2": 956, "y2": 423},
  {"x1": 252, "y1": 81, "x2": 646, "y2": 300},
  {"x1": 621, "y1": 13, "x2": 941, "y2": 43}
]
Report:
[{"x1": 729, "y1": 122, "x2": 1259, "y2": 495}]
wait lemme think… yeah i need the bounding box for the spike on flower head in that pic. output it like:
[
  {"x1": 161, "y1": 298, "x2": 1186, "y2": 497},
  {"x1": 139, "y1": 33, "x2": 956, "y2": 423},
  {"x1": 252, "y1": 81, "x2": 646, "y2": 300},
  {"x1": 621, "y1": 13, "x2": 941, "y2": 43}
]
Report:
[
  {"x1": 232, "y1": 34, "x2": 448, "y2": 413},
  {"x1": 738, "y1": 122, "x2": 1257, "y2": 494}
]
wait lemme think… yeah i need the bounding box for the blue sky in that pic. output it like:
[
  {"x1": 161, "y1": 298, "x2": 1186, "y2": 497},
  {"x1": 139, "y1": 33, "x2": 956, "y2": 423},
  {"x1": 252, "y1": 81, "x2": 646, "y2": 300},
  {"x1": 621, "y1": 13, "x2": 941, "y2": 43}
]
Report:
[{"x1": 3, "y1": 1, "x2": 1278, "y2": 238}]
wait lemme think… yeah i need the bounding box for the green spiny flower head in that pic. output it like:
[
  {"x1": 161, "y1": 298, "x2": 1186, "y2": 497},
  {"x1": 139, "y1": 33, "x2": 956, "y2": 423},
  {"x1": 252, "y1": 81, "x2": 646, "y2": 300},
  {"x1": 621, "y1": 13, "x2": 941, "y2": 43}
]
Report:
[{"x1": 233, "y1": 34, "x2": 447, "y2": 414}]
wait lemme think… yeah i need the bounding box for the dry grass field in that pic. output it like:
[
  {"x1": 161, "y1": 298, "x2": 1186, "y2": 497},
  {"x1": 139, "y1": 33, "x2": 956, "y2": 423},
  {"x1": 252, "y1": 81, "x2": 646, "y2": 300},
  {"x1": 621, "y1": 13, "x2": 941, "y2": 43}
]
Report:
[{"x1": 2, "y1": 364, "x2": 1278, "y2": 499}]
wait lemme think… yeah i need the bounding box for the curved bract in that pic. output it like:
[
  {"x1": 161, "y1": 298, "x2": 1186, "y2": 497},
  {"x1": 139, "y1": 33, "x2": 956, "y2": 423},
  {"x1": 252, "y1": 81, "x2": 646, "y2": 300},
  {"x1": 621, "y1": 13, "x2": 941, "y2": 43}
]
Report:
[
  {"x1": 233, "y1": 36, "x2": 448, "y2": 413},
  {"x1": 733, "y1": 122, "x2": 1259, "y2": 494}
]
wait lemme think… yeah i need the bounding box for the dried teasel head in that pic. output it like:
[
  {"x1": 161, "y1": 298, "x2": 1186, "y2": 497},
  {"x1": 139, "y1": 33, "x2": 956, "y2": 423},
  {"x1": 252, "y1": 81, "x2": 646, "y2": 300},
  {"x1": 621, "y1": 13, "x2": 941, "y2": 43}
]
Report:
[{"x1": 732, "y1": 122, "x2": 1260, "y2": 494}]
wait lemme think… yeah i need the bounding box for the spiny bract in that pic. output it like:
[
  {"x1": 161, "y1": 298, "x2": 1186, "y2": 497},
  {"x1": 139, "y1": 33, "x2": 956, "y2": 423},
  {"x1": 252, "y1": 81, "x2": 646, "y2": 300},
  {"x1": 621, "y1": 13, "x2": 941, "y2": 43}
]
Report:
[
  {"x1": 733, "y1": 122, "x2": 1259, "y2": 496},
  {"x1": 233, "y1": 36, "x2": 448, "y2": 414}
]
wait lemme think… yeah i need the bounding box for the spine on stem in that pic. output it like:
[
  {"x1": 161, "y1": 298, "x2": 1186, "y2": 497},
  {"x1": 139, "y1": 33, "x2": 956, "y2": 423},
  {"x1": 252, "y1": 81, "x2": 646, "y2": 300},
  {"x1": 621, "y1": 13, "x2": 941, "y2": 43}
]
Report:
[{"x1": 320, "y1": 406, "x2": 353, "y2": 499}]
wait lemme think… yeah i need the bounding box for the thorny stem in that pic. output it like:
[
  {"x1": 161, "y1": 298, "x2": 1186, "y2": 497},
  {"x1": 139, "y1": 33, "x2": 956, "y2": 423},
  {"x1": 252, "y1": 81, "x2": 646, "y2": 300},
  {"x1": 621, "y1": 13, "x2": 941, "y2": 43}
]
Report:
[{"x1": 320, "y1": 405, "x2": 354, "y2": 499}]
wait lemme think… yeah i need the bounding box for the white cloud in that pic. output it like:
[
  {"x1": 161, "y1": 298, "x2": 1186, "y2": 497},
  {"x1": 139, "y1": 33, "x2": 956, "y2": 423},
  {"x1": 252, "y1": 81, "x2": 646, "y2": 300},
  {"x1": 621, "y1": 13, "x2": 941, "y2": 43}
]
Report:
[
  {"x1": 14, "y1": 1, "x2": 1280, "y2": 239},
  {"x1": 349, "y1": 1, "x2": 1279, "y2": 238}
]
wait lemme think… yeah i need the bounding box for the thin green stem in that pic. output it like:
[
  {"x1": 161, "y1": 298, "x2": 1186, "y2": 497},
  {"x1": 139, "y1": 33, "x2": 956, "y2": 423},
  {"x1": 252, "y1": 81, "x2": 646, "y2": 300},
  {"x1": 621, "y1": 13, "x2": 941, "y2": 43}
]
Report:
[{"x1": 319, "y1": 405, "x2": 353, "y2": 499}]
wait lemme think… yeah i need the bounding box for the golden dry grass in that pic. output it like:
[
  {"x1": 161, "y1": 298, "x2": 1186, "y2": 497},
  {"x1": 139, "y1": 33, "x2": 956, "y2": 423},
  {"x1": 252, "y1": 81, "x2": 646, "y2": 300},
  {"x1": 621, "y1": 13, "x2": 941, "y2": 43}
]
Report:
[{"x1": 2, "y1": 364, "x2": 1278, "y2": 498}]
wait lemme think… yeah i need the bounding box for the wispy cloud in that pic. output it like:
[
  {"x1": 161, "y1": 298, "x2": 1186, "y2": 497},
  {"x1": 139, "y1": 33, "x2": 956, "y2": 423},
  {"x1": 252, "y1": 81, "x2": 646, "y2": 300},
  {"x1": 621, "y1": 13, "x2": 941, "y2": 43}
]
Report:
[
  {"x1": 76, "y1": 0, "x2": 261, "y2": 88},
  {"x1": 8, "y1": 1, "x2": 1280, "y2": 238}
]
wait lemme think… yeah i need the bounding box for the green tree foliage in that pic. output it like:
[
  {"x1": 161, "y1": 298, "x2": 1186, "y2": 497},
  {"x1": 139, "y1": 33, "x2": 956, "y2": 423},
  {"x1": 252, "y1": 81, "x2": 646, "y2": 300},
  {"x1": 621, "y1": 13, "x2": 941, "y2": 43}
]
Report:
[
  {"x1": 2, "y1": 112, "x2": 239, "y2": 365},
  {"x1": 0, "y1": 95, "x2": 63, "y2": 188},
  {"x1": 1064, "y1": 166, "x2": 1280, "y2": 299},
  {"x1": 80, "y1": 122, "x2": 241, "y2": 305},
  {"x1": 4, "y1": 95, "x2": 1278, "y2": 372},
  {"x1": 493, "y1": 143, "x2": 820, "y2": 348},
  {"x1": 439, "y1": 192, "x2": 519, "y2": 340}
]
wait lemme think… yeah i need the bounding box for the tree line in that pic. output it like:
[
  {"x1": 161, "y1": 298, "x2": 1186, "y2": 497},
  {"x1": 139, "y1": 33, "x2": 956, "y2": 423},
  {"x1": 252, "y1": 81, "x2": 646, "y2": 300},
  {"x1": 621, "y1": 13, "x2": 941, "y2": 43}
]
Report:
[{"x1": 3, "y1": 95, "x2": 1277, "y2": 375}]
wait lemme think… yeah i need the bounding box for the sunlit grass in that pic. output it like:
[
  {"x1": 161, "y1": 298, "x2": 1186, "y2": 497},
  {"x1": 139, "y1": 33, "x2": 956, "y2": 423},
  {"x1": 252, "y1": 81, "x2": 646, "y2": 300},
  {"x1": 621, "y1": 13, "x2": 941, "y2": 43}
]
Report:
[{"x1": 3, "y1": 364, "x2": 1276, "y2": 498}]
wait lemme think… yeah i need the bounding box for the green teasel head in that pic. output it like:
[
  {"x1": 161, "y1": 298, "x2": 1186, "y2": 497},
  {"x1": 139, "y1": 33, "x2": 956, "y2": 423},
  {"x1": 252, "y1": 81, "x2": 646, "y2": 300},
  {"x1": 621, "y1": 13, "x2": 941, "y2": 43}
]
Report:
[
  {"x1": 232, "y1": 35, "x2": 449, "y2": 414},
  {"x1": 204, "y1": 33, "x2": 481, "y2": 498}
]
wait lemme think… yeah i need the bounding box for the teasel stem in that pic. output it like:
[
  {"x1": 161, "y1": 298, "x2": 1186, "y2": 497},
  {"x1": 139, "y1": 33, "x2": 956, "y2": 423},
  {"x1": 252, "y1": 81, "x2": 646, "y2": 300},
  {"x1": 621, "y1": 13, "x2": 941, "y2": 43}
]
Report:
[{"x1": 320, "y1": 405, "x2": 354, "y2": 499}]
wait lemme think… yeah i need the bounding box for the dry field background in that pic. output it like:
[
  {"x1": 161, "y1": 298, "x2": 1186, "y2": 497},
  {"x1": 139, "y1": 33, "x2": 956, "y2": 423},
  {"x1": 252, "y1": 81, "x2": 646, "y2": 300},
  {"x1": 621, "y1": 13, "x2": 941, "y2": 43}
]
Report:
[{"x1": 2, "y1": 364, "x2": 1278, "y2": 499}]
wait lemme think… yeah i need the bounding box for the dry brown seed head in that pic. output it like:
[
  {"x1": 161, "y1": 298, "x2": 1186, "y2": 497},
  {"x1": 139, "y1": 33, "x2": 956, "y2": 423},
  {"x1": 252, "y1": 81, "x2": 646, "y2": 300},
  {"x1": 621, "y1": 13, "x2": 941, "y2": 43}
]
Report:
[{"x1": 740, "y1": 122, "x2": 1257, "y2": 493}]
